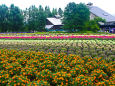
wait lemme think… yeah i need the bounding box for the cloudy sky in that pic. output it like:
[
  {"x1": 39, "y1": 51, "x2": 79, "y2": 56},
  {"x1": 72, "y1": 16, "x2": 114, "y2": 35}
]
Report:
[{"x1": 0, "y1": 0, "x2": 115, "y2": 15}]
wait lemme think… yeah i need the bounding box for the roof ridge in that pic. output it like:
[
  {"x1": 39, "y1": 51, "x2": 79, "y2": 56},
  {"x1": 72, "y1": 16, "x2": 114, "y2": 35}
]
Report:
[{"x1": 89, "y1": 6, "x2": 115, "y2": 22}]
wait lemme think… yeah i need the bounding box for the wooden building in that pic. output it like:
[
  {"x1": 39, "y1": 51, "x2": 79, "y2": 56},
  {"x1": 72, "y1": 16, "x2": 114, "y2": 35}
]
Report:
[{"x1": 45, "y1": 15, "x2": 63, "y2": 31}]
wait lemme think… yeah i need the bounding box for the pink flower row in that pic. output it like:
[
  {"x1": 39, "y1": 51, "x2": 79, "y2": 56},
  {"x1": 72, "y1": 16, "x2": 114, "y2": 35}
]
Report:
[{"x1": 0, "y1": 35, "x2": 115, "y2": 39}]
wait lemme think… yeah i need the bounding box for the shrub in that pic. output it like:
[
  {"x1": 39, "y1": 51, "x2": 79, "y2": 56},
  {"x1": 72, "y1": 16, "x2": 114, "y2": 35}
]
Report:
[
  {"x1": 7, "y1": 75, "x2": 29, "y2": 86},
  {"x1": 27, "y1": 80, "x2": 50, "y2": 86},
  {"x1": 72, "y1": 75, "x2": 94, "y2": 86}
]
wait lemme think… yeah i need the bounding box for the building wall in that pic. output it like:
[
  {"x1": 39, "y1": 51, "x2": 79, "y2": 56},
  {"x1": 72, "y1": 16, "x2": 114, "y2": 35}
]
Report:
[
  {"x1": 46, "y1": 25, "x2": 63, "y2": 31},
  {"x1": 46, "y1": 19, "x2": 53, "y2": 25},
  {"x1": 90, "y1": 13, "x2": 97, "y2": 20},
  {"x1": 52, "y1": 25, "x2": 63, "y2": 30},
  {"x1": 105, "y1": 22, "x2": 115, "y2": 25}
]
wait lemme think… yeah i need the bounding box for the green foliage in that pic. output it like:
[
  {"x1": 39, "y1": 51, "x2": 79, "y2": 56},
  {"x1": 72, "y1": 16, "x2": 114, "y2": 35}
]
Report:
[
  {"x1": 0, "y1": 4, "x2": 9, "y2": 32},
  {"x1": 0, "y1": 4, "x2": 24, "y2": 32},
  {"x1": 7, "y1": 75, "x2": 29, "y2": 86},
  {"x1": 84, "y1": 17, "x2": 106, "y2": 32},
  {"x1": 75, "y1": 3, "x2": 90, "y2": 31},
  {"x1": 52, "y1": 8, "x2": 57, "y2": 17},
  {"x1": 63, "y1": 2, "x2": 90, "y2": 32},
  {"x1": 0, "y1": 4, "x2": 47, "y2": 32},
  {"x1": 27, "y1": 5, "x2": 39, "y2": 32},
  {"x1": 25, "y1": 5, "x2": 46, "y2": 32},
  {"x1": 0, "y1": 3, "x2": 107, "y2": 33},
  {"x1": 38, "y1": 5, "x2": 46, "y2": 31},
  {"x1": 0, "y1": 49, "x2": 114, "y2": 86},
  {"x1": 9, "y1": 4, "x2": 24, "y2": 32},
  {"x1": 27, "y1": 80, "x2": 50, "y2": 86},
  {"x1": 58, "y1": 8, "x2": 63, "y2": 17},
  {"x1": 84, "y1": 20, "x2": 100, "y2": 32},
  {"x1": 94, "y1": 17, "x2": 106, "y2": 23},
  {"x1": 45, "y1": 6, "x2": 52, "y2": 17},
  {"x1": 63, "y1": 2, "x2": 78, "y2": 32}
]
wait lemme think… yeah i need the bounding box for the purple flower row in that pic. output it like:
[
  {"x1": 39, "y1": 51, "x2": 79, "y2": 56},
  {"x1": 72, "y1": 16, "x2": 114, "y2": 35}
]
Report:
[{"x1": 0, "y1": 35, "x2": 115, "y2": 39}]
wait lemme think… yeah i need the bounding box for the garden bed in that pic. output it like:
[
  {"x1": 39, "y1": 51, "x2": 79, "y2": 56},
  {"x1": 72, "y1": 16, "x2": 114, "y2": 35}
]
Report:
[
  {"x1": 0, "y1": 49, "x2": 114, "y2": 86},
  {"x1": 0, "y1": 40, "x2": 114, "y2": 60}
]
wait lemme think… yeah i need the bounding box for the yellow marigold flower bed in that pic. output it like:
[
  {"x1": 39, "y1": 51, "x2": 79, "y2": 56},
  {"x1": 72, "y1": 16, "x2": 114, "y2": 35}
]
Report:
[{"x1": 0, "y1": 49, "x2": 114, "y2": 86}]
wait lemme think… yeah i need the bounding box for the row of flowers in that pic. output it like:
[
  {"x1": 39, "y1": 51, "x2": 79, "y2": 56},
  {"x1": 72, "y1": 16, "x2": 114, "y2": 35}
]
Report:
[
  {"x1": 0, "y1": 40, "x2": 114, "y2": 60},
  {"x1": 0, "y1": 35, "x2": 115, "y2": 39},
  {"x1": 0, "y1": 49, "x2": 114, "y2": 86},
  {"x1": 0, "y1": 32, "x2": 113, "y2": 36}
]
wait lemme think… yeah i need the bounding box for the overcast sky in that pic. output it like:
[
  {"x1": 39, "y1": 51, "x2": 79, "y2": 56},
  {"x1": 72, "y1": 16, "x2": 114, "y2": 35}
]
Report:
[{"x1": 0, "y1": 0, "x2": 115, "y2": 16}]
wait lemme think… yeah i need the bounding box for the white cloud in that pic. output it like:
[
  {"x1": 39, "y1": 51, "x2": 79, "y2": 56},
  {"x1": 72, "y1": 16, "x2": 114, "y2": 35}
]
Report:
[{"x1": 0, "y1": 0, "x2": 115, "y2": 15}]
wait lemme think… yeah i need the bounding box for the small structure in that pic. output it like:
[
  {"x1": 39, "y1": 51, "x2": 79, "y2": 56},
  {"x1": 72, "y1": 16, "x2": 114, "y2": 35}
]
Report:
[
  {"x1": 45, "y1": 15, "x2": 63, "y2": 31},
  {"x1": 87, "y1": 2, "x2": 115, "y2": 33}
]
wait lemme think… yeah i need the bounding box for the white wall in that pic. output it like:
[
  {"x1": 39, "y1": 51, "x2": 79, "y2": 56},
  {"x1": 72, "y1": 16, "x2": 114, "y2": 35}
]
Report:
[{"x1": 90, "y1": 13, "x2": 97, "y2": 20}]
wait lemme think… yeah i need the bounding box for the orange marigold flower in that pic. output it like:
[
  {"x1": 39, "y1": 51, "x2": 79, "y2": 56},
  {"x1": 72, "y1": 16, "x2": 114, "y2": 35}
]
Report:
[
  {"x1": 99, "y1": 74, "x2": 102, "y2": 78},
  {"x1": 61, "y1": 82, "x2": 64, "y2": 85},
  {"x1": 81, "y1": 82, "x2": 83, "y2": 84},
  {"x1": 94, "y1": 76, "x2": 96, "y2": 80},
  {"x1": 14, "y1": 84, "x2": 17, "y2": 86}
]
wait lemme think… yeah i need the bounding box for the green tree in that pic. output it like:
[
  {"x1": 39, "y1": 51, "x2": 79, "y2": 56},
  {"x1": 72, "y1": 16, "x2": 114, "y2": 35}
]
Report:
[
  {"x1": 9, "y1": 4, "x2": 24, "y2": 32},
  {"x1": 52, "y1": 8, "x2": 57, "y2": 16},
  {"x1": 0, "y1": 4, "x2": 9, "y2": 32},
  {"x1": 23, "y1": 8, "x2": 29, "y2": 32},
  {"x1": 27, "y1": 5, "x2": 46, "y2": 32},
  {"x1": 28, "y1": 5, "x2": 40, "y2": 32},
  {"x1": 63, "y1": 2, "x2": 90, "y2": 32},
  {"x1": 45, "y1": 6, "x2": 52, "y2": 17},
  {"x1": 63, "y1": 2, "x2": 78, "y2": 32},
  {"x1": 76, "y1": 3, "x2": 90, "y2": 31},
  {"x1": 38, "y1": 5, "x2": 46, "y2": 31},
  {"x1": 58, "y1": 8, "x2": 63, "y2": 17},
  {"x1": 93, "y1": 17, "x2": 105, "y2": 23},
  {"x1": 84, "y1": 17, "x2": 105, "y2": 32}
]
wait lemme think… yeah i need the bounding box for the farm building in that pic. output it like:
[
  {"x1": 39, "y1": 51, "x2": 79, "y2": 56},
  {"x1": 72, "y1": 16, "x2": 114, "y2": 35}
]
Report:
[
  {"x1": 87, "y1": 3, "x2": 115, "y2": 33},
  {"x1": 45, "y1": 3, "x2": 115, "y2": 33},
  {"x1": 45, "y1": 15, "x2": 63, "y2": 31}
]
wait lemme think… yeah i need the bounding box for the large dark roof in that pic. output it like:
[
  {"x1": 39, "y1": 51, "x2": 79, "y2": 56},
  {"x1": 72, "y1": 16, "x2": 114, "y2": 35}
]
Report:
[{"x1": 89, "y1": 6, "x2": 115, "y2": 22}]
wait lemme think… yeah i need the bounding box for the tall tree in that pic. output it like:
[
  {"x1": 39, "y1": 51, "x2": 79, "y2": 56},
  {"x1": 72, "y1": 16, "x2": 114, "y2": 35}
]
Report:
[
  {"x1": 9, "y1": 4, "x2": 24, "y2": 32},
  {"x1": 76, "y1": 3, "x2": 90, "y2": 31},
  {"x1": 63, "y1": 2, "x2": 90, "y2": 32},
  {"x1": 27, "y1": 5, "x2": 46, "y2": 32},
  {"x1": 63, "y1": 2, "x2": 78, "y2": 32},
  {"x1": 38, "y1": 5, "x2": 46, "y2": 31},
  {"x1": 23, "y1": 8, "x2": 30, "y2": 32},
  {"x1": 23, "y1": 8, "x2": 29, "y2": 24},
  {"x1": 52, "y1": 8, "x2": 57, "y2": 16},
  {"x1": 28, "y1": 5, "x2": 39, "y2": 32},
  {"x1": 45, "y1": 6, "x2": 52, "y2": 17},
  {"x1": 0, "y1": 4, "x2": 9, "y2": 32},
  {"x1": 58, "y1": 8, "x2": 63, "y2": 17}
]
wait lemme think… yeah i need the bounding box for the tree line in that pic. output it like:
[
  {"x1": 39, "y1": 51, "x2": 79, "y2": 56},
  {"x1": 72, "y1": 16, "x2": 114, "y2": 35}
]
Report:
[
  {"x1": 0, "y1": 4, "x2": 63, "y2": 32},
  {"x1": 0, "y1": 2, "x2": 105, "y2": 33}
]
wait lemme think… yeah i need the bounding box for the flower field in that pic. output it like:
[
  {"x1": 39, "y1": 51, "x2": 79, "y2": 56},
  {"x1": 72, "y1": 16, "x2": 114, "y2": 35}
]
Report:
[
  {"x1": 0, "y1": 40, "x2": 114, "y2": 60},
  {"x1": 0, "y1": 35, "x2": 115, "y2": 40},
  {"x1": 0, "y1": 33, "x2": 115, "y2": 86},
  {"x1": 0, "y1": 49, "x2": 114, "y2": 86},
  {"x1": 0, "y1": 32, "x2": 115, "y2": 40}
]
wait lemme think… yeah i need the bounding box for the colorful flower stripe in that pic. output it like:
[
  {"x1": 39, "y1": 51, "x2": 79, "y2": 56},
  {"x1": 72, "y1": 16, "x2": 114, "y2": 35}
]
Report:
[{"x1": 0, "y1": 35, "x2": 115, "y2": 39}]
